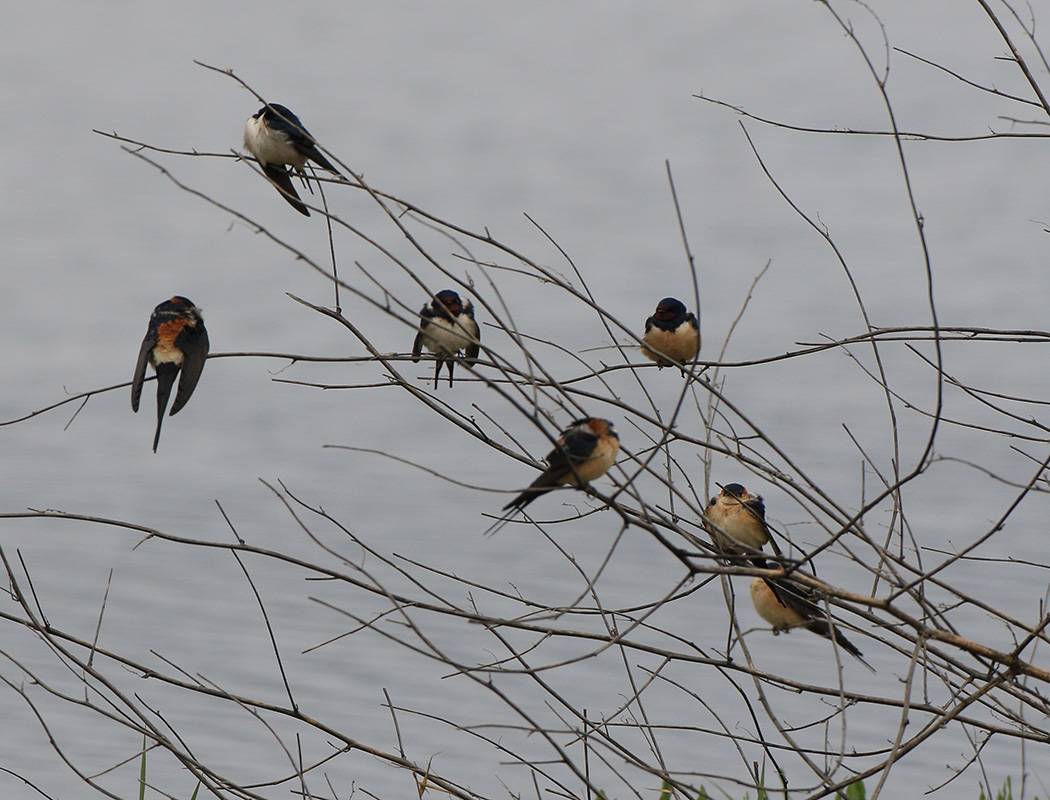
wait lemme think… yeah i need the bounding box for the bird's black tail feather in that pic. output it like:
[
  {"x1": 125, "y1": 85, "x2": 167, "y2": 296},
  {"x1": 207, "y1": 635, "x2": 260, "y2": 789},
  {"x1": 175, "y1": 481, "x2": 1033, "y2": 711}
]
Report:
[{"x1": 153, "y1": 364, "x2": 178, "y2": 453}]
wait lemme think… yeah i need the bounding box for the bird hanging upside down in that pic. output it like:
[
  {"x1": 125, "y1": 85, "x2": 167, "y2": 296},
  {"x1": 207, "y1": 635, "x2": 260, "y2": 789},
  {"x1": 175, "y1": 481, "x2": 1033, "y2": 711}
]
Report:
[{"x1": 131, "y1": 296, "x2": 210, "y2": 452}]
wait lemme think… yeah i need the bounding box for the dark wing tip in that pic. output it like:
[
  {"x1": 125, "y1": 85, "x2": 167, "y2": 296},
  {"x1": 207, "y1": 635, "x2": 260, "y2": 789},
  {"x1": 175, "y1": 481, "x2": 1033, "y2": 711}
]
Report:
[
  {"x1": 309, "y1": 148, "x2": 340, "y2": 175},
  {"x1": 131, "y1": 377, "x2": 143, "y2": 412},
  {"x1": 131, "y1": 334, "x2": 155, "y2": 412},
  {"x1": 263, "y1": 164, "x2": 310, "y2": 216}
]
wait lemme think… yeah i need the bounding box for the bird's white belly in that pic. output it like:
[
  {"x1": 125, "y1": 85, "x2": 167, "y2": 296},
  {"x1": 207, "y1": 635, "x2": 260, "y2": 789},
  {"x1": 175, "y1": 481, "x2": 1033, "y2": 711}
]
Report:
[
  {"x1": 642, "y1": 322, "x2": 700, "y2": 364},
  {"x1": 244, "y1": 117, "x2": 306, "y2": 169},
  {"x1": 421, "y1": 317, "x2": 477, "y2": 356},
  {"x1": 150, "y1": 340, "x2": 185, "y2": 368}
]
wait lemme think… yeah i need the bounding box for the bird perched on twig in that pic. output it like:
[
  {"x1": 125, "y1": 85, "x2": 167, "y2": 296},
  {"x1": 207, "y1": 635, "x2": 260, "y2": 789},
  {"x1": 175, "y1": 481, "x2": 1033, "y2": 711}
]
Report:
[
  {"x1": 243, "y1": 103, "x2": 342, "y2": 216},
  {"x1": 411, "y1": 289, "x2": 480, "y2": 388},
  {"x1": 503, "y1": 417, "x2": 620, "y2": 512},
  {"x1": 641, "y1": 297, "x2": 700, "y2": 370},
  {"x1": 704, "y1": 483, "x2": 780, "y2": 566},
  {"x1": 750, "y1": 572, "x2": 874, "y2": 671},
  {"x1": 131, "y1": 296, "x2": 210, "y2": 453}
]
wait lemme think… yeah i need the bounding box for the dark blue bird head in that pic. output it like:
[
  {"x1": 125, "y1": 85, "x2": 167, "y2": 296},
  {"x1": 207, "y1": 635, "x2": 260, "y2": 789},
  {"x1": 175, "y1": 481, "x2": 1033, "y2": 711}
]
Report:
[
  {"x1": 257, "y1": 103, "x2": 301, "y2": 125},
  {"x1": 155, "y1": 296, "x2": 197, "y2": 314},
  {"x1": 653, "y1": 297, "x2": 687, "y2": 321},
  {"x1": 435, "y1": 289, "x2": 463, "y2": 314}
]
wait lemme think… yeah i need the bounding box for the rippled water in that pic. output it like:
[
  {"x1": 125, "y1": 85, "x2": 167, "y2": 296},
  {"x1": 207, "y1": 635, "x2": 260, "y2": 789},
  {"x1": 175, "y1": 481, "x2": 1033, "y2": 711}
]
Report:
[{"x1": 2, "y1": 2, "x2": 1048, "y2": 798}]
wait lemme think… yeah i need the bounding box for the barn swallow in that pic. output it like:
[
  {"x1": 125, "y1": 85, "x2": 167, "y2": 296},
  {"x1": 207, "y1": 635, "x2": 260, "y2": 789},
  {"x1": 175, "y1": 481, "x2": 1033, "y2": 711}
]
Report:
[
  {"x1": 411, "y1": 289, "x2": 480, "y2": 388},
  {"x1": 750, "y1": 573, "x2": 873, "y2": 671},
  {"x1": 131, "y1": 296, "x2": 209, "y2": 452},
  {"x1": 503, "y1": 418, "x2": 620, "y2": 512},
  {"x1": 243, "y1": 103, "x2": 341, "y2": 216},
  {"x1": 704, "y1": 483, "x2": 780, "y2": 565},
  {"x1": 641, "y1": 297, "x2": 700, "y2": 370}
]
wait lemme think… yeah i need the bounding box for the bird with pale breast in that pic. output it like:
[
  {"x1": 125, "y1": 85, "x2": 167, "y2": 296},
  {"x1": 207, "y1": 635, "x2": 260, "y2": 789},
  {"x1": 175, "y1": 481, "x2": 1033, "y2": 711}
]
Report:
[
  {"x1": 503, "y1": 417, "x2": 620, "y2": 512},
  {"x1": 243, "y1": 103, "x2": 342, "y2": 216},
  {"x1": 704, "y1": 483, "x2": 780, "y2": 565},
  {"x1": 750, "y1": 571, "x2": 873, "y2": 671},
  {"x1": 411, "y1": 289, "x2": 481, "y2": 388},
  {"x1": 641, "y1": 297, "x2": 700, "y2": 370}
]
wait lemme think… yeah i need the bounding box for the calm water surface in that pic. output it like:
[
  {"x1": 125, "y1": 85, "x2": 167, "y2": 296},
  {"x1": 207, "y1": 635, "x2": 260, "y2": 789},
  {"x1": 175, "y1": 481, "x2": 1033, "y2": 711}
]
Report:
[{"x1": 2, "y1": 2, "x2": 1048, "y2": 798}]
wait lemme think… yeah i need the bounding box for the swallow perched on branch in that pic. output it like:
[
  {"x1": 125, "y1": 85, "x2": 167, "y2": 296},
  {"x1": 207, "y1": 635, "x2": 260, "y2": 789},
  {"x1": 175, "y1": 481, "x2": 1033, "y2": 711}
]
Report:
[
  {"x1": 750, "y1": 572, "x2": 873, "y2": 671},
  {"x1": 503, "y1": 417, "x2": 620, "y2": 512},
  {"x1": 243, "y1": 103, "x2": 341, "y2": 216},
  {"x1": 131, "y1": 296, "x2": 209, "y2": 452},
  {"x1": 704, "y1": 483, "x2": 781, "y2": 566},
  {"x1": 641, "y1": 297, "x2": 700, "y2": 370},
  {"x1": 411, "y1": 289, "x2": 480, "y2": 388}
]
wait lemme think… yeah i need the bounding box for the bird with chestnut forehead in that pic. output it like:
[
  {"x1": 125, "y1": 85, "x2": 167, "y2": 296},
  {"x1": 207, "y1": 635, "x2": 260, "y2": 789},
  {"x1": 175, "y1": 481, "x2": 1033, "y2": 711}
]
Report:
[
  {"x1": 703, "y1": 482, "x2": 779, "y2": 566},
  {"x1": 131, "y1": 296, "x2": 209, "y2": 453},
  {"x1": 502, "y1": 417, "x2": 620, "y2": 513},
  {"x1": 411, "y1": 289, "x2": 480, "y2": 388},
  {"x1": 641, "y1": 297, "x2": 700, "y2": 371}
]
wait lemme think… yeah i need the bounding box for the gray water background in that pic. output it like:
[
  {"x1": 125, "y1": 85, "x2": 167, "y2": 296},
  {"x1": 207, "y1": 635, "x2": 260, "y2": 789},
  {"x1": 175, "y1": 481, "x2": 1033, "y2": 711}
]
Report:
[{"x1": 2, "y1": 2, "x2": 1049, "y2": 797}]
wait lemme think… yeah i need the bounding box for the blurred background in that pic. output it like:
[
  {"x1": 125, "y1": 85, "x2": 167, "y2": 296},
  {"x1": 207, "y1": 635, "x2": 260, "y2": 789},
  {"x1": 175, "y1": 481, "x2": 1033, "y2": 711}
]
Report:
[{"x1": 1, "y1": 2, "x2": 1048, "y2": 797}]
